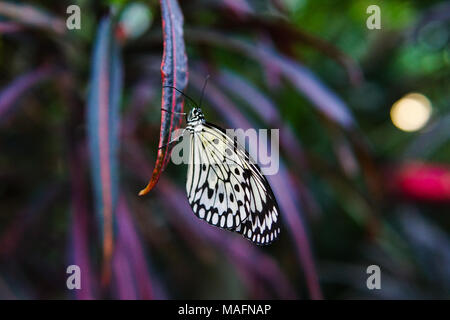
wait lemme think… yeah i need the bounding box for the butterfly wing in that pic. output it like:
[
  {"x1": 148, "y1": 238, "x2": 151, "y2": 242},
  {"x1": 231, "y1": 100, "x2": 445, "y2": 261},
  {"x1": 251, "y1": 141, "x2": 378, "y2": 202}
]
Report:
[
  {"x1": 185, "y1": 122, "x2": 281, "y2": 245},
  {"x1": 186, "y1": 125, "x2": 247, "y2": 230}
]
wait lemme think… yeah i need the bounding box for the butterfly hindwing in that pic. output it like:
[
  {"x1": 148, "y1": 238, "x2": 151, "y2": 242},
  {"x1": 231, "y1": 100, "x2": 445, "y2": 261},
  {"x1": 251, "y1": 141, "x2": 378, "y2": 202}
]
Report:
[{"x1": 185, "y1": 122, "x2": 281, "y2": 245}]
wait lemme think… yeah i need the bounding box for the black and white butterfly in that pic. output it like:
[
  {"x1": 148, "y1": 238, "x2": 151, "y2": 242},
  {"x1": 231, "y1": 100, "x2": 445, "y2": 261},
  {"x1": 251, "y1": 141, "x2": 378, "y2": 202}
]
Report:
[{"x1": 164, "y1": 87, "x2": 281, "y2": 245}]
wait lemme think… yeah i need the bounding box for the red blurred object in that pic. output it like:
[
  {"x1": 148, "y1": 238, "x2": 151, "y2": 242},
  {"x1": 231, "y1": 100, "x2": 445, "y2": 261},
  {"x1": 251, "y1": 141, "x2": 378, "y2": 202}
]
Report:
[
  {"x1": 389, "y1": 162, "x2": 450, "y2": 201},
  {"x1": 115, "y1": 23, "x2": 127, "y2": 43}
]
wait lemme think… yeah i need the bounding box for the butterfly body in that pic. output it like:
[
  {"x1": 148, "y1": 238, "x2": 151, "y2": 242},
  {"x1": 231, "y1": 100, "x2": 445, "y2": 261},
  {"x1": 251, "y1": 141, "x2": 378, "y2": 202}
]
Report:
[{"x1": 183, "y1": 107, "x2": 281, "y2": 245}]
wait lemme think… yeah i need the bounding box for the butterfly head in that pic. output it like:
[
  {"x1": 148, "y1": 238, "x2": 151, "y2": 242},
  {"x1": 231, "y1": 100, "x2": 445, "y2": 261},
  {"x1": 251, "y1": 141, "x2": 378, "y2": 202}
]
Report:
[{"x1": 186, "y1": 107, "x2": 205, "y2": 124}]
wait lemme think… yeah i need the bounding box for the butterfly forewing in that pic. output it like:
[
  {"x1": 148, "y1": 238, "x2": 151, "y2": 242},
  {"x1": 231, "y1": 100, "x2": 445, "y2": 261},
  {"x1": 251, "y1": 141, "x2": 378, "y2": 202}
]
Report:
[{"x1": 185, "y1": 121, "x2": 281, "y2": 245}]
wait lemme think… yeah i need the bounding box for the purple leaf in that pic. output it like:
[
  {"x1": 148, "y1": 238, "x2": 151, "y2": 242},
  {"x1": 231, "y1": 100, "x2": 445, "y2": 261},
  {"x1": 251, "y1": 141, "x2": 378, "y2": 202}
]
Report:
[
  {"x1": 188, "y1": 30, "x2": 355, "y2": 129},
  {"x1": 216, "y1": 69, "x2": 306, "y2": 167},
  {"x1": 0, "y1": 22, "x2": 23, "y2": 34},
  {"x1": 87, "y1": 16, "x2": 123, "y2": 285},
  {"x1": 217, "y1": 69, "x2": 280, "y2": 123},
  {"x1": 219, "y1": 0, "x2": 254, "y2": 17},
  {"x1": 113, "y1": 198, "x2": 155, "y2": 299},
  {"x1": 139, "y1": 0, "x2": 188, "y2": 196},
  {"x1": 0, "y1": 183, "x2": 61, "y2": 256},
  {"x1": 112, "y1": 239, "x2": 137, "y2": 299},
  {"x1": 68, "y1": 144, "x2": 96, "y2": 299},
  {"x1": 0, "y1": 65, "x2": 54, "y2": 122},
  {"x1": 0, "y1": 2, "x2": 65, "y2": 35},
  {"x1": 122, "y1": 80, "x2": 156, "y2": 137}
]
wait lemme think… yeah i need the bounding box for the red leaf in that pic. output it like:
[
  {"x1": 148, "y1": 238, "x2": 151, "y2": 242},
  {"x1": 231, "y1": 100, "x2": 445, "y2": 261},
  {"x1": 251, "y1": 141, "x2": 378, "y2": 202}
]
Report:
[{"x1": 139, "y1": 0, "x2": 188, "y2": 196}]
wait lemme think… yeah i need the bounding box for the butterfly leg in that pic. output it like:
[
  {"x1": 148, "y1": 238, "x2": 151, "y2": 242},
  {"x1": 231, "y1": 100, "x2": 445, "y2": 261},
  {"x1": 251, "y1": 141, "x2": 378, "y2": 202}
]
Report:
[{"x1": 158, "y1": 128, "x2": 187, "y2": 150}]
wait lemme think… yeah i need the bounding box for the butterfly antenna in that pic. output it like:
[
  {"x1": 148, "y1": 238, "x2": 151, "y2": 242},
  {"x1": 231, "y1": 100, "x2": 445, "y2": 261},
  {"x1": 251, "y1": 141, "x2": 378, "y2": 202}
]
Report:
[
  {"x1": 163, "y1": 85, "x2": 199, "y2": 109},
  {"x1": 161, "y1": 108, "x2": 186, "y2": 115},
  {"x1": 199, "y1": 75, "x2": 210, "y2": 108}
]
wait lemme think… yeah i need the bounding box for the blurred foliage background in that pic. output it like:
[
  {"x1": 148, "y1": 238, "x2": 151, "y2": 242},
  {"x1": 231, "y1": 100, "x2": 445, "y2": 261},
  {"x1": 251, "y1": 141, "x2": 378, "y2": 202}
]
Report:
[{"x1": 0, "y1": 0, "x2": 449, "y2": 299}]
